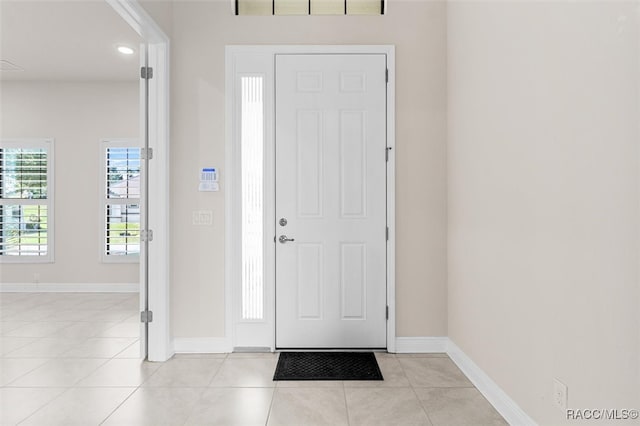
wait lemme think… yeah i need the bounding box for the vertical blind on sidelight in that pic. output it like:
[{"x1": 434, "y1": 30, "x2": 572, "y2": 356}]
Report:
[{"x1": 241, "y1": 76, "x2": 265, "y2": 321}]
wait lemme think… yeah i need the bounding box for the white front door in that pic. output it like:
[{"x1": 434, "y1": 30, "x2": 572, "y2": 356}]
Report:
[{"x1": 275, "y1": 54, "x2": 387, "y2": 348}]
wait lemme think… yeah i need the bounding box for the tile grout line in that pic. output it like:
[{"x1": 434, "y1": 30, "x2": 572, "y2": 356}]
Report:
[
  {"x1": 1, "y1": 358, "x2": 54, "y2": 387},
  {"x1": 264, "y1": 354, "x2": 279, "y2": 426},
  {"x1": 98, "y1": 385, "x2": 141, "y2": 425},
  {"x1": 100, "y1": 334, "x2": 149, "y2": 425},
  {"x1": 0, "y1": 337, "x2": 41, "y2": 358},
  {"x1": 14, "y1": 385, "x2": 73, "y2": 425},
  {"x1": 409, "y1": 382, "x2": 437, "y2": 426},
  {"x1": 112, "y1": 339, "x2": 141, "y2": 359},
  {"x1": 342, "y1": 380, "x2": 352, "y2": 426},
  {"x1": 396, "y1": 353, "x2": 437, "y2": 426},
  {"x1": 204, "y1": 355, "x2": 226, "y2": 386}
]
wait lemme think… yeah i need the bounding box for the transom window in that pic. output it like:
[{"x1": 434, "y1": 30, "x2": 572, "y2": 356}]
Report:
[
  {"x1": 0, "y1": 139, "x2": 54, "y2": 262},
  {"x1": 101, "y1": 140, "x2": 140, "y2": 262},
  {"x1": 236, "y1": 0, "x2": 385, "y2": 15}
]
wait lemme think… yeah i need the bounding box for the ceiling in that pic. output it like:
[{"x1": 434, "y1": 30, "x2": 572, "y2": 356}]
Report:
[{"x1": 0, "y1": 1, "x2": 141, "y2": 81}]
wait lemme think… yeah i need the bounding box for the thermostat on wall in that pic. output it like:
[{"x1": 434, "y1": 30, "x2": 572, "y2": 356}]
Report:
[{"x1": 199, "y1": 167, "x2": 219, "y2": 192}]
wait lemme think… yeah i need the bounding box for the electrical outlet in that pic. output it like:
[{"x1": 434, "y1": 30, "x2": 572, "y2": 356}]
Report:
[{"x1": 553, "y1": 378, "x2": 568, "y2": 411}]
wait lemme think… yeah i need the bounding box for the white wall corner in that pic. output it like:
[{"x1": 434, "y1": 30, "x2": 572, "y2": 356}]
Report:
[
  {"x1": 172, "y1": 337, "x2": 233, "y2": 354},
  {"x1": 0, "y1": 283, "x2": 139, "y2": 293},
  {"x1": 394, "y1": 336, "x2": 449, "y2": 353},
  {"x1": 447, "y1": 340, "x2": 537, "y2": 426}
]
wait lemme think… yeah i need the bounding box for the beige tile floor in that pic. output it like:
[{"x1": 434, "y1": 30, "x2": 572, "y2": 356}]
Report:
[{"x1": 1, "y1": 293, "x2": 508, "y2": 426}]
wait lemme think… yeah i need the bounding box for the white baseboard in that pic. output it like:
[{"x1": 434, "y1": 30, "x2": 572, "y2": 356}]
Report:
[
  {"x1": 394, "y1": 337, "x2": 535, "y2": 425},
  {"x1": 0, "y1": 283, "x2": 139, "y2": 293},
  {"x1": 395, "y1": 336, "x2": 449, "y2": 353},
  {"x1": 447, "y1": 340, "x2": 537, "y2": 426},
  {"x1": 172, "y1": 337, "x2": 232, "y2": 354}
]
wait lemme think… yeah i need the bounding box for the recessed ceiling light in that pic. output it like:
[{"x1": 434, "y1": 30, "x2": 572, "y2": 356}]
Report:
[{"x1": 117, "y1": 45, "x2": 135, "y2": 55}]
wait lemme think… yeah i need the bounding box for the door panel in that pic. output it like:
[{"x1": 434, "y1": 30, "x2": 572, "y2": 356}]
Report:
[
  {"x1": 340, "y1": 110, "x2": 366, "y2": 217},
  {"x1": 296, "y1": 110, "x2": 323, "y2": 217},
  {"x1": 297, "y1": 243, "x2": 323, "y2": 319},
  {"x1": 340, "y1": 243, "x2": 366, "y2": 319},
  {"x1": 275, "y1": 54, "x2": 387, "y2": 348}
]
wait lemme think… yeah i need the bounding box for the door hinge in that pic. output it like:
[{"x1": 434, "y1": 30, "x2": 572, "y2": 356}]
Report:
[
  {"x1": 140, "y1": 147, "x2": 153, "y2": 160},
  {"x1": 140, "y1": 310, "x2": 153, "y2": 323},
  {"x1": 141, "y1": 229, "x2": 154, "y2": 242},
  {"x1": 386, "y1": 226, "x2": 389, "y2": 241},
  {"x1": 385, "y1": 68, "x2": 389, "y2": 83},
  {"x1": 141, "y1": 66, "x2": 154, "y2": 79},
  {"x1": 386, "y1": 305, "x2": 389, "y2": 320},
  {"x1": 385, "y1": 147, "x2": 392, "y2": 162}
]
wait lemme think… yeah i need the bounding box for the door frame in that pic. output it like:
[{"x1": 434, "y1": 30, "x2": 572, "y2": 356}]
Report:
[
  {"x1": 226, "y1": 45, "x2": 396, "y2": 352},
  {"x1": 107, "y1": 0, "x2": 171, "y2": 361}
]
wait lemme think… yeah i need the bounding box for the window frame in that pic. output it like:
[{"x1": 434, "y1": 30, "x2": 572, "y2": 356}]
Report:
[
  {"x1": 100, "y1": 138, "x2": 141, "y2": 264},
  {"x1": 0, "y1": 138, "x2": 55, "y2": 264}
]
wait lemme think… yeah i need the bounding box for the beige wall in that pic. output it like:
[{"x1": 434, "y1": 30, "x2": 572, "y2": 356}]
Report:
[
  {"x1": 143, "y1": 1, "x2": 448, "y2": 338},
  {"x1": 141, "y1": 1, "x2": 639, "y2": 421},
  {"x1": 0, "y1": 81, "x2": 139, "y2": 284},
  {"x1": 448, "y1": 2, "x2": 639, "y2": 424}
]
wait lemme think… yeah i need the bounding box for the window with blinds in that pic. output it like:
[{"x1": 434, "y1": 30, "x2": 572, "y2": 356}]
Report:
[
  {"x1": 0, "y1": 140, "x2": 53, "y2": 262},
  {"x1": 101, "y1": 140, "x2": 140, "y2": 262}
]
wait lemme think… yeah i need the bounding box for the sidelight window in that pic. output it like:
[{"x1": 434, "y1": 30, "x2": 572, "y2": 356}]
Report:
[{"x1": 240, "y1": 76, "x2": 265, "y2": 320}]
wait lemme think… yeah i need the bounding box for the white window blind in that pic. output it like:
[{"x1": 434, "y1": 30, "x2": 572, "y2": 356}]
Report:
[
  {"x1": 241, "y1": 76, "x2": 265, "y2": 320},
  {"x1": 0, "y1": 139, "x2": 54, "y2": 262},
  {"x1": 101, "y1": 140, "x2": 140, "y2": 262}
]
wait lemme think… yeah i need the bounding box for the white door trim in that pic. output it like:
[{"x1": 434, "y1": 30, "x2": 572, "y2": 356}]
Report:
[
  {"x1": 107, "y1": 0, "x2": 172, "y2": 361},
  {"x1": 226, "y1": 45, "x2": 396, "y2": 352}
]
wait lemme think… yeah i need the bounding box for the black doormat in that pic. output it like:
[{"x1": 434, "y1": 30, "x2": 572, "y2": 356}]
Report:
[{"x1": 273, "y1": 352, "x2": 384, "y2": 381}]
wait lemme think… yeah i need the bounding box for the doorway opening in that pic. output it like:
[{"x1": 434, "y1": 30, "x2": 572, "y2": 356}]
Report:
[
  {"x1": 107, "y1": 0, "x2": 170, "y2": 361},
  {"x1": 0, "y1": 0, "x2": 170, "y2": 362},
  {"x1": 226, "y1": 46, "x2": 396, "y2": 352}
]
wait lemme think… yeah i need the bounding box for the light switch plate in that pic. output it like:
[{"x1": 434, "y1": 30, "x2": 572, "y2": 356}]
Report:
[{"x1": 192, "y1": 210, "x2": 213, "y2": 226}]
